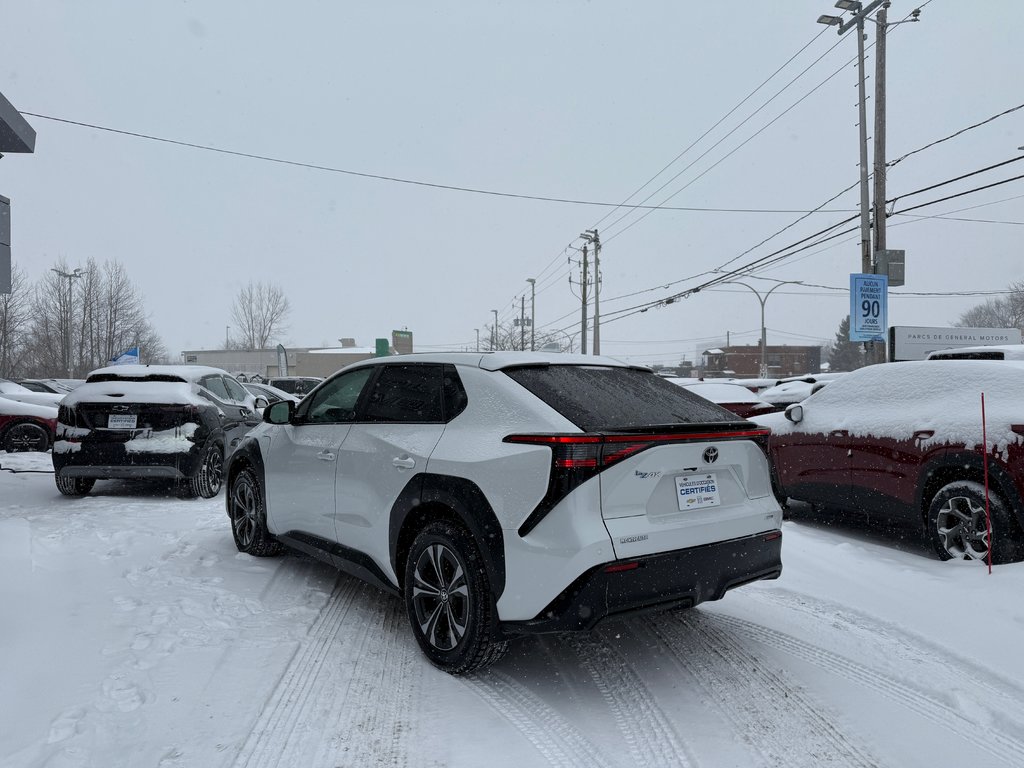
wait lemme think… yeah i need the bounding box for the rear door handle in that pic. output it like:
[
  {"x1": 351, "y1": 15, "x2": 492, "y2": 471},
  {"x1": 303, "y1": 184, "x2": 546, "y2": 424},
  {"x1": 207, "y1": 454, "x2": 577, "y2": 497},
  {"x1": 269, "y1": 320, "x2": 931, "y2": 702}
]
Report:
[
  {"x1": 913, "y1": 430, "x2": 935, "y2": 441},
  {"x1": 317, "y1": 450, "x2": 335, "y2": 462},
  {"x1": 829, "y1": 430, "x2": 849, "y2": 438},
  {"x1": 393, "y1": 456, "x2": 416, "y2": 469}
]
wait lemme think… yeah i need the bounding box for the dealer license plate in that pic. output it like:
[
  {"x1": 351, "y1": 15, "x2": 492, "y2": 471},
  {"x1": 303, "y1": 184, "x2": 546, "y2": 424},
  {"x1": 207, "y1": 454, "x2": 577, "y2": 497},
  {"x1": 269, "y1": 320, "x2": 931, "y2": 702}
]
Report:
[
  {"x1": 107, "y1": 414, "x2": 138, "y2": 430},
  {"x1": 675, "y1": 472, "x2": 721, "y2": 511}
]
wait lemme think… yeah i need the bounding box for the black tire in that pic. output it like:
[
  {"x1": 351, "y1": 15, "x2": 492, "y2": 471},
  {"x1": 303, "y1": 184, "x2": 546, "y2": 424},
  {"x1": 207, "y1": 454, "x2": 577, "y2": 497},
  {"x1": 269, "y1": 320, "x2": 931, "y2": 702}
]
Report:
[
  {"x1": 404, "y1": 520, "x2": 509, "y2": 674},
  {"x1": 189, "y1": 442, "x2": 224, "y2": 499},
  {"x1": 2, "y1": 421, "x2": 51, "y2": 452},
  {"x1": 927, "y1": 481, "x2": 1023, "y2": 565},
  {"x1": 228, "y1": 468, "x2": 283, "y2": 556},
  {"x1": 55, "y1": 474, "x2": 95, "y2": 497}
]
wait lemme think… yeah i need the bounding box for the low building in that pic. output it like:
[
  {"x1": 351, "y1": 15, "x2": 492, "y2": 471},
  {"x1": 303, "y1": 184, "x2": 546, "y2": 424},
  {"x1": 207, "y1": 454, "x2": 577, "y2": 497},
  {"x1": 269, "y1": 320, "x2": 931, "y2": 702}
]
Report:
[
  {"x1": 701, "y1": 345, "x2": 821, "y2": 379},
  {"x1": 180, "y1": 332, "x2": 412, "y2": 379}
]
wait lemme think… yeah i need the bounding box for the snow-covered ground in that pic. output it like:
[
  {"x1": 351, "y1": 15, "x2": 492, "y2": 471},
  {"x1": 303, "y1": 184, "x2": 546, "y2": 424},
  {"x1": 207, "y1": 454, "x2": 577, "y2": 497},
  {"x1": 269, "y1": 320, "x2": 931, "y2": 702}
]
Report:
[{"x1": 3, "y1": 450, "x2": 1024, "y2": 768}]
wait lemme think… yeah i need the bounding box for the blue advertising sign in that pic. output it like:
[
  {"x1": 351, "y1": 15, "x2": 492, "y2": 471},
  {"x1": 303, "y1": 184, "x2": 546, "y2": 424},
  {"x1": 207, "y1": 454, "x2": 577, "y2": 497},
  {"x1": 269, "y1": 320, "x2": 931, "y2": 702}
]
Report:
[{"x1": 850, "y1": 273, "x2": 888, "y2": 342}]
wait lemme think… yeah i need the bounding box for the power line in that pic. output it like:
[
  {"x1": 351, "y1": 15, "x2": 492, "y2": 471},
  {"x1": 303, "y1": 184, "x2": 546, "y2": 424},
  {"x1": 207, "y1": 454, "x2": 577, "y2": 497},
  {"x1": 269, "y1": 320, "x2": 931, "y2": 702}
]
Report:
[
  {"x1": 888, "y1": 102, "x2": 1024, "y2": 168},
  {"x1": 584, "y1": 163, "x2": 1024, "y2": 327},
  {"x1": 22, "y1": 111, "x2": 863, "y2": 215}
]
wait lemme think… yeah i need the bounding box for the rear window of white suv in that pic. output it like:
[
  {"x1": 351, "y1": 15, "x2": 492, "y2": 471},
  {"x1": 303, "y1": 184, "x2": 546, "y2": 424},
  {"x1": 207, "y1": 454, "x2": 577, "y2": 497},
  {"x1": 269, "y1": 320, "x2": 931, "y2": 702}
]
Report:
[{"x1": 503, "y1": 365, "x2": 738, "y2": 431}]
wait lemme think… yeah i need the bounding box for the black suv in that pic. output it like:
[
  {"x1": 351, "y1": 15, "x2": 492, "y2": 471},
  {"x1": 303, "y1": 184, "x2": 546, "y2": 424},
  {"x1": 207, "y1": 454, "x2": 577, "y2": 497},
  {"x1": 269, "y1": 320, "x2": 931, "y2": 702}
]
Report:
[{"x1": 53, "y1": 365, "x2": 262, "y2": 498}]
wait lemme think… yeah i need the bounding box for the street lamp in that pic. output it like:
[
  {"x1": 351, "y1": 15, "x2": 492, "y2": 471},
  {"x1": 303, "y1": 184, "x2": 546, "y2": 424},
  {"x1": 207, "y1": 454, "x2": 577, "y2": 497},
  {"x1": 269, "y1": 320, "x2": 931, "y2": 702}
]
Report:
[
  {"x1": 474, "y1": 328, "x2": 480, "y2": 352},
  {"x1": 526, "y1": 278, "x2": 536, "y2": 351},
  {"x1": 50, "y1": 267, "x2": 87, "y2": 378},
  {"x1": 724, "y1": 279, "x2": 803, "y2": 378}
]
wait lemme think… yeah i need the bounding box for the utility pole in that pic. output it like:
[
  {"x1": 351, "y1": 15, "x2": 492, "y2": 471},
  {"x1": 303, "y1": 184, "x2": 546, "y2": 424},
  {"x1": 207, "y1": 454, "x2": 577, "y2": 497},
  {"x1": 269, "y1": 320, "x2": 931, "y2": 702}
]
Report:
[
  {"x1": 519, "y1": 296, "x2": 526, "y2": 351},
  {"x1": 474, "y1": 328, "x2": 479, "y2": 352},
  {"x1": 491, "y1": 309, "x2": 498, "y2": 350},
  {"x1": 526, "y1": 278, "x2": 536, "y2": 351},
  {"x1": 581, "y1": 230, "x2": 601, "y2": 354},
  {"x1": 817, "y1": 1, "x2": 886, "y2": 277},
  {"x1": 580, "y1": 244, "x2": 589, "y2": 355},
  {"x1": 51, "y1": 267, "x2": 86, "y2": 378},
  {"x1": 226, "y1": 325, "x2": 230, "y2": 348}
]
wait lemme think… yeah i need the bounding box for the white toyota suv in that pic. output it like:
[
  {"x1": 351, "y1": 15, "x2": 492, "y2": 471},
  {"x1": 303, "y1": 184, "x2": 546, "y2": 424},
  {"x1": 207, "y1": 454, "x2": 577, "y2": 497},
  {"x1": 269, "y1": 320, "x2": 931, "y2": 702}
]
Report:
[{"x1": 225, "y1": 353, "x2": 783, "y2": 673}]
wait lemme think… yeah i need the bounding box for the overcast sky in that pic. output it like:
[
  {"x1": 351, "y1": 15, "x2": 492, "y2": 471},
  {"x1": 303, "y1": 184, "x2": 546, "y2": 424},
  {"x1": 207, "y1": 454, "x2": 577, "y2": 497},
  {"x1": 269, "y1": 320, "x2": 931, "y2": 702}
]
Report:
[{"x1": 3, "y1": 1, "x2": 1022, "y2": 366}]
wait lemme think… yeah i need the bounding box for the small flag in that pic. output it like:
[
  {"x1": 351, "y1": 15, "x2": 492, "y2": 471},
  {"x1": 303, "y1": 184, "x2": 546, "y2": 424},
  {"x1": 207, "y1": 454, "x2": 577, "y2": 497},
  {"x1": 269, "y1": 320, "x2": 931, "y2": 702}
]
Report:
[{"x1": 110, "y1": 346, "x2": 140, "y2": 365}]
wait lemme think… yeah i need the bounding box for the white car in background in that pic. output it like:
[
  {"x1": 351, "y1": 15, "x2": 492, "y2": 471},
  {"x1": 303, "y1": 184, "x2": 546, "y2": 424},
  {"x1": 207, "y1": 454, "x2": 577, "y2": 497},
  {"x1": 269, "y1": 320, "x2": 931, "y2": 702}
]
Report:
[
  {"x1": 225, "y1": 353, "x2": 784, "y2": 673},
  {"x1": 926, "y1": 344, "x2": 1024, "y2": 361},
  {"x1": 0, "y1": 379, "x2": 65, "y2": 408}
]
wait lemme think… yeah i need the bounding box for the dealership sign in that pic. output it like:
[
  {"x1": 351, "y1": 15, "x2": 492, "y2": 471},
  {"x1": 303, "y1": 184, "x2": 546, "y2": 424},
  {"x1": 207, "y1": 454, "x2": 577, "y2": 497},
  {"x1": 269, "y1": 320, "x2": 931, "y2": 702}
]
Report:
[{"x1": 889, "y1": 326, "x2": 1022, "y2": 361}]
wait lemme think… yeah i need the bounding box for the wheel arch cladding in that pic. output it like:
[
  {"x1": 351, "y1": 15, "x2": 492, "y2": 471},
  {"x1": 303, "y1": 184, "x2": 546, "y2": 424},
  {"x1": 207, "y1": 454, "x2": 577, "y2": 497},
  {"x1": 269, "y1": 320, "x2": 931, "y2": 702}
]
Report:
[
  {"x1": 389, "y1": 473, "x2": 506, "y2": 598},
  {"x1": 918, "y1": 452, "x2": 1024, "y2": 527},
  {"x1": 225, "y1": 438, "x2": 266, "y2": 517}
]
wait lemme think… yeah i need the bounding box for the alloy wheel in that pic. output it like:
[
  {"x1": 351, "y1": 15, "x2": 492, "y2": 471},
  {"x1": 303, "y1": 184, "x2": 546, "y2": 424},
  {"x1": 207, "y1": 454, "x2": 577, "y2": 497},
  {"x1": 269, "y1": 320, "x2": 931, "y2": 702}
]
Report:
[
  {"x1": 231, "y1": 475, "x2": 259, "y2": 549},
  {"x1": 936, "y1": 494, "x2": 990, "y2": 560},
  {"x1": 411, "y1": 542, "x2": 471, "y2": 651}
]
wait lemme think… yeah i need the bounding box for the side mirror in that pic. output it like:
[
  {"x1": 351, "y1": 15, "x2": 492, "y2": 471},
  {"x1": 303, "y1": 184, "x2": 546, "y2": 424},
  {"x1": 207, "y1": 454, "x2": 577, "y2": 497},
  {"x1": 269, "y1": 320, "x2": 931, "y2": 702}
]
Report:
[
  {"x1": 253, "y1": 396, "x2": 269, "y2": 410},
  {"x1": 785, "y1": 404, "x2": 803, "y2": 424},
  {"x1": 263, "y1": 400, "x2": 293, "y2": 425}
]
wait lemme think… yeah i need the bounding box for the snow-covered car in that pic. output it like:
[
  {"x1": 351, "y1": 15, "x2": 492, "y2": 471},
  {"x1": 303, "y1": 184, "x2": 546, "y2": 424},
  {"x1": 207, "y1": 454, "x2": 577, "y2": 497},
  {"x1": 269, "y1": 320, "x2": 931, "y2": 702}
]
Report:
[
  {"x1": 265, "y1": 376, "x2": 322, "y2": 396},
  {"x1": 0, "y1": 397, "x2": 57, "y2": 453},
  {"x1": 14, "y1": 378, "x2": 81, "y2": 395},
  {"x1": 240, "y1": 381, "x2": 300, "y2": 406},
  {"x1": 0, "y1": 379, "x2": 65, "y2": 408},
  {"x1": 52, "y1": 365, "x2": 262, "y2": 498},
  {"x1": 225, "y1": 352, "x2": 783, "y2": 673},
  {"x1": 758, "y1": 375, "x2": 839, "y2": 407},
  {"x1": 678, "y1": 381, "x2": 778, "y2": 419},
  {"x1": 754, "y1": 360, "x2": 1024, "y2": 564}
]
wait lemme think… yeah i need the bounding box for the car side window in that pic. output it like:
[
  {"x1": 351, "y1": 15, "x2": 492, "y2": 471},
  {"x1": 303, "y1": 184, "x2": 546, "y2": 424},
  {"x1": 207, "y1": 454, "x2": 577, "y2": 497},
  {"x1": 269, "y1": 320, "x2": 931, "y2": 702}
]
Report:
[
  {"x1": 201, "y1": 375, "x2": 229, "y2": 401},
  {"x1": 442, "y1": 364, "x2": 468, "y2": 422},
  {"x1": 300, "y1": 368, "x2": 374, "y2": 424},
  {"x1": 363, "y1": 365, "x2": 444, "y2": 423},
  {"x1": 222, "y1": 376, "x2": 248, "y2": 403}
]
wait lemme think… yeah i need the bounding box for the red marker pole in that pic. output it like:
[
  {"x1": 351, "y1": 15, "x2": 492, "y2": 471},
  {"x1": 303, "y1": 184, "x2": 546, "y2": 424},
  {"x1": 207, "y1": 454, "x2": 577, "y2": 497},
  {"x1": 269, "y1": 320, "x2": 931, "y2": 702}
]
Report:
[{"x1": 981, "y1": 392, "x2": 992, "y2": 575}]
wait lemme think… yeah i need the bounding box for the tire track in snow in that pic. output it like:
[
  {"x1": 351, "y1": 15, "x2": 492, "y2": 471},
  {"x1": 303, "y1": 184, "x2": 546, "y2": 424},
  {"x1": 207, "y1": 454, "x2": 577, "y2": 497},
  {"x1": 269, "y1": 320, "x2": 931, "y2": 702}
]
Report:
[
  {"x1": 462, "y1": 670, "x2": 616, "y2": 768},
  {"x1": 232, "y1": 577, "x2": 417, "y2": 768},
  {"x1": 568, "y1": 632, "x2": 697, "y2": 768},
  {"x1": 711, "y1": 611, "x2": 1024, "y2": 767},
  {"x1": 646, "y1": 612, "x2": 882, "y2": 768},
  {"x1": 746, "y1": 587, "x2": 1024, "y2": 712},
  {"x1": 310, "y1": 596, "x2": 420, "y2": 767}
]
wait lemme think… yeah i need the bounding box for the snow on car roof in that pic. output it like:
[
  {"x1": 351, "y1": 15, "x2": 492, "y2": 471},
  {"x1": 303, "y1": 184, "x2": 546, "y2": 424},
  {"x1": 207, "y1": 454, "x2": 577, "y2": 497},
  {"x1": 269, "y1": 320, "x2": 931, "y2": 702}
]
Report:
[
  {"x1": 680, "y1": 381, "x2": 770, "y2": 404},
  {"x1": 0, "y1": 397, "x2": 58, "y2": 419},
  {"x1": 754, "y1": 359, "x2": 1024, "y2": 451},
  {"x1": 63, "y1": 380, "x2": 208, "y2": 408},
  {"x1": 85, "y1": 364, "x2": 230, "y2": 382},
  {"x1": 0, "y1": 380, "x2": 34, "y2": 394}
]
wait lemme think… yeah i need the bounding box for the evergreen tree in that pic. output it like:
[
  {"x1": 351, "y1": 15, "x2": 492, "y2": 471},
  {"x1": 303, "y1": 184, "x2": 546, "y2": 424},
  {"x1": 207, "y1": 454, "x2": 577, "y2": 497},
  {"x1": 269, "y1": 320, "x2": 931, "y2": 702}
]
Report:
[{"x1": 828, "y1": 315, "x2": 865, "y2": 372}]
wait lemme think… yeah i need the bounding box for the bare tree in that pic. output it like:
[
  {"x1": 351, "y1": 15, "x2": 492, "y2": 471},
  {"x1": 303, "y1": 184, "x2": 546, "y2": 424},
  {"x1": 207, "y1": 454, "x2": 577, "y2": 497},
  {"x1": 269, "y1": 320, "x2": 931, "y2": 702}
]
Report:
[
  {"x1": 24, "y1": 258, "x2": 167, "y2": 376},
  {"x1": 954, "y1": 280, "x2": 1024, "y2": 332},
  {"x1": 0, "y1": 263, "x2": 31, "y2": 377},
  {"x1": 230, "y1": 281, "x2": 291, "y2": 349}
]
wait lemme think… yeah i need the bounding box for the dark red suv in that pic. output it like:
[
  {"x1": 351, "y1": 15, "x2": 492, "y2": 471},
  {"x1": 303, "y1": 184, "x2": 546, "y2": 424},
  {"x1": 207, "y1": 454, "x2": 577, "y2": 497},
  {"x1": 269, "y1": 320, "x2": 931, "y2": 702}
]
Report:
[{"x1": 754, "y1": 360, "x2": 1024, "y2": 564}]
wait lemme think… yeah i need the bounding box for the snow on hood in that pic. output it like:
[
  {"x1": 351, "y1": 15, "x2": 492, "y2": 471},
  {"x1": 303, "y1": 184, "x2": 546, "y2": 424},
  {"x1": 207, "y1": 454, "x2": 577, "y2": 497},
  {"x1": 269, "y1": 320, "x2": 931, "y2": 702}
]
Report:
[{"x1": 753, "y1": 360, "x2": 1024, "y2": 452}]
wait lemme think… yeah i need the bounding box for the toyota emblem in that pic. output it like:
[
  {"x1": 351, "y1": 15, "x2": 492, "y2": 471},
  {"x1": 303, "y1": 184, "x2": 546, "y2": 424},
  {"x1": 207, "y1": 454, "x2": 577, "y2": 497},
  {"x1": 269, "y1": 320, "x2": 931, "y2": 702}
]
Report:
[{"x1": 703, "y1": 447, "x2": 719, "y2": 464}]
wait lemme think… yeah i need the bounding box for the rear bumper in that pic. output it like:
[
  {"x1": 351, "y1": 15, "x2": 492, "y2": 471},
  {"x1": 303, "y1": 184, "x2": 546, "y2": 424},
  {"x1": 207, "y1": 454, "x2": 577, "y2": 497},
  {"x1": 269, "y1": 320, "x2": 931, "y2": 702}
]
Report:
[
  {"x1": 52, "y1": 442, "x2": 203, "y2": 480},
  {"x1": 501, "y1": 530, "x2": 782, "y2": 635}
]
